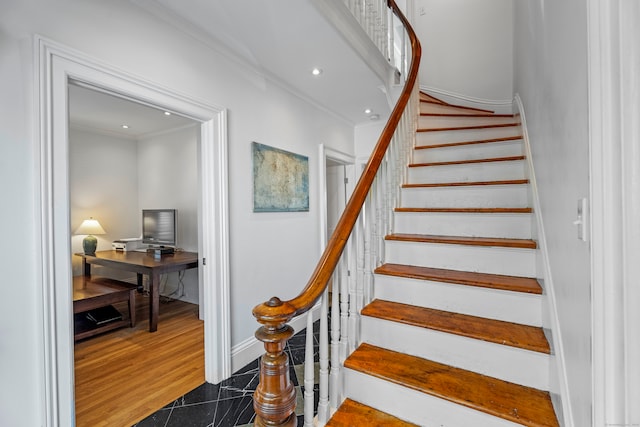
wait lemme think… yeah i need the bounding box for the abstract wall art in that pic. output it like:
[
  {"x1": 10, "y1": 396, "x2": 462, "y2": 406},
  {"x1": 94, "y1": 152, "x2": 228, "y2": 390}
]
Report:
[{"x1": 252, "y1": 142, "x2": 309, "y2": 212}]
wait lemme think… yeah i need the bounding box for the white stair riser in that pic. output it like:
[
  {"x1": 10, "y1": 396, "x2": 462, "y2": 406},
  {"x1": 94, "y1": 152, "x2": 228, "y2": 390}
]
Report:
[
  {"x1": 394, "y1": 211, "x2": 532, "y2": 239},
  {"x1": 344, "y1": 368, "x2": 523, "y2": 427},
  {"x1": 374, "y1": 274, "x2": 543, "y2": 326},
  {"x1": 400, "y1": 185, "x2": 529, "y2": 208},
  {"x1": 413, "y1": 139, "x2": 524, "y2": 163},
  {"x1": 384, "y1": 241, "x2": 537, "y2": 277},
  {"x1": 360, "y1": 316, "x2": 550, "y2": 390},
  {"x1": 416, "y1": 126, "x2": 522, "y2": 146},
  {"x1": 420, "y1": 102, "x2": 495, "y2": 117},
  {"x1": 407, "y1": 161, "x2": 526, "y2": 184},
  {"x1": 419, "y1": 115, "x2": 517, "y2": 128}
]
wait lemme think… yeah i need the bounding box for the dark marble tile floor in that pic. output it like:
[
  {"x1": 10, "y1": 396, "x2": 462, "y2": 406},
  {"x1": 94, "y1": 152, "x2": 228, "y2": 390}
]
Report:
[{"x1": 134, "y1": 321, "x2": 321, "y2": 427}]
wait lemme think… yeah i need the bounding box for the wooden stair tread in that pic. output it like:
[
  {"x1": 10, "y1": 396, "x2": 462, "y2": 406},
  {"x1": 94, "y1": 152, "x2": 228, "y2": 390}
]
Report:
[
  {"x1": 415, "y1": 135, "x2": 523, "y2": 150},
  {"x1": 374, "y1": 263, "x2": 542, "y2": 294},
  {"x1": 421, "y1": 112, "x2": 515, "y2": 118},
  {"x1": 362, "y1": 299, "x2": 550, "y2": 353},
  {"x1": 395, "y1": 207, "x2": 532, "y2": 213},
  {"x1": 420, "y1": 99, "x2": 494, "y2": 114},
  {"x1": 326, "y1": 398, "x2": 419, "y2": 427},
  {"x1": 345, "y1": 343, "x2": 559, "y2": 427},
  {"x1": 386, "y1": 233, "x2": 537, "y2": 249},
  {"x1": 418, "y1": 123, "x2": 520, "y2": 132},
  {"x1": 403, "y1": 179, "x2": 529, "y2": 188},
  {"x1": 409, "y1": 155, "x2": 525, "y2": 168}
]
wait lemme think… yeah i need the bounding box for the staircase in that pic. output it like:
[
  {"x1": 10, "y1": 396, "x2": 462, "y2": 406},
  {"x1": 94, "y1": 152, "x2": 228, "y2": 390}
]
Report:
[{"x1": 326, "y1": 93, "x2": 560, "y2": 426}]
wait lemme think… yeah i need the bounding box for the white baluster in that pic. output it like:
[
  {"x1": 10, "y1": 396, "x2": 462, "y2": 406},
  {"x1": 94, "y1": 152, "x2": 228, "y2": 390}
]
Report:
[
  {"x1": 385, "y1": 149, "x2": 395, "y2": 237},
  {"x1": 376, "y1": 173, "x2": 384, "y2": 266},
  {"x1": 352, "y1": 213, "x2": 364, "y2": 350},
  {"x1": 317, "y1": 289, "x2": 330, "y2": 425},
  {"x1": 340, "y1": 254, "x2": 350, "y2": 362},
  {"x1": 330, "y1": 271, "x2": 340, "y2": 409},
  {"x1": 378, "y1": 158, "x2": 387, "y2": 265},
  {"x1": 383, "y1": 2, "x2": 390, "y2": 61},
  {"x1": 364, "y1": 182, "x2": 376, "y2": 305},
  {"x1": 303, "y1": 311, "x2": 315, "y2": 427},
  {"x1": 388, "y1": 7, "x2": 395, "y2": 64},
  {"x1": 362, "y1": 190, "x2": 372, "y2": 311}
]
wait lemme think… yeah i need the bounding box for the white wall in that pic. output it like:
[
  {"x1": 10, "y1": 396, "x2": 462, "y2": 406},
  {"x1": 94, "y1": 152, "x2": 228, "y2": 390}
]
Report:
[
  {"x1": 69, "y1": 128, "x2": 140, "y2": 276},
  {"x1": 0, "y1": 0, "x2": 354, "y2": 425},
  {"x1": 354, "y1": 120, "x2": 386, "y2": 161},
  {"x1": 413, "y1": 0, "x2": 513, "y2": 102},
  {"x1": 138, "y1": 125, "x2": 199, "y2": 303},
  {"x1": 0, "y1": 30, "x2": 41, "y2": 427},
  {"x1": 513, "y1": 2, "x2": 591, "y2": 426}
]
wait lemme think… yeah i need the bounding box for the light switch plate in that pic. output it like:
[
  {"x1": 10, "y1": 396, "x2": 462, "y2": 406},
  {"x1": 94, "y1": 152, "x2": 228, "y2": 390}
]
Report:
[{"x1": 575, "y1": 198, "x2": 588, "y2": 242}]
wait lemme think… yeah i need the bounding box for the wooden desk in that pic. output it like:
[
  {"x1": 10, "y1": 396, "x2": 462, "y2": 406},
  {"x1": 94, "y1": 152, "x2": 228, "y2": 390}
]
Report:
[{"x1": 76, "y1": 250, "x2": 199, "y2": 332}]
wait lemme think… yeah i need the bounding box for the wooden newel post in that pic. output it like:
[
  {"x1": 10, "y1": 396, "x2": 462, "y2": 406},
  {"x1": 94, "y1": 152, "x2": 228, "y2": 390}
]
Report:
[{"x1": 253, "y1": 297, "x2": 298, "y2": 427}]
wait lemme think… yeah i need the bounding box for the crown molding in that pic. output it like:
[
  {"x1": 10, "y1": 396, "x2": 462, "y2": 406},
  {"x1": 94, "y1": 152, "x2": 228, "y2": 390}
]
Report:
[{"x1": 130, "y1": 0, "x2": 354, "y2": 127}]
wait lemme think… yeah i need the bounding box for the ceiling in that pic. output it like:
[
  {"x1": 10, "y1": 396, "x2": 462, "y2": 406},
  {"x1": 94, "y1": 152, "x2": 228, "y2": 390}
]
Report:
[
  {"x1": 68, "y1": 0, "x2": 389, "y2": 137},
  {"x1": 144, "y1": 0, "x2": 390, "y2": 124},
  {"x1": 69, "y1": 83, "x2": 197, "y2": 139}
]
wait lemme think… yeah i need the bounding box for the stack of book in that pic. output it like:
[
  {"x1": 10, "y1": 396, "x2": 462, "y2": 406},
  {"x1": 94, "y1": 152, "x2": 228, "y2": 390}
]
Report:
[{"x1": 85, "y1": 305, "x2": 123, "y2": 326}]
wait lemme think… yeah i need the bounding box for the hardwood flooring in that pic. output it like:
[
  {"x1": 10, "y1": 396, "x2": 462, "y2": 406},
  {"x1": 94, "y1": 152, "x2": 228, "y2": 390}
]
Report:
[{"x1": 74, "y1": 294, "x2": 204, "y2": 427}]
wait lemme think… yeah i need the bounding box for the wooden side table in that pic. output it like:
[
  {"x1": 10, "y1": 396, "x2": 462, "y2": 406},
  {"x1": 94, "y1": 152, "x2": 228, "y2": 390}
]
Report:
[{"x1": 73, "y1": 276, "x2": 137, "y2": 341}]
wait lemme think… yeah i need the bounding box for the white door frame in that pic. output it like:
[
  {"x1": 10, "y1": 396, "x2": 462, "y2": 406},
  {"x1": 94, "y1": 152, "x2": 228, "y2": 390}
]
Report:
[
  {"x1": 35, "y1": 36, "x2": 231, "y2": 426},
  {"x1": 318, "y1": 145, "x2": 356, "y2": 250},
  {"x1": 588, "y1": 1, "x2": 640, "y2": 425}
]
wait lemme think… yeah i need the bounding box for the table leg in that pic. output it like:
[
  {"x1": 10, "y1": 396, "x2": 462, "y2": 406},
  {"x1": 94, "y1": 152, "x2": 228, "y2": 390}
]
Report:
[
  {"x1": 137, "y1": 273, "x2": 144, "y2": 293},
  {"x1": 83, "y1": 258, "x2": 91, "y2": 277},
  {"x1": 128, "y1": 289, "x2": 136, "y2": 327},
  {"x1": 149, "y1": 271, "x2": 160, "y2": 332}
]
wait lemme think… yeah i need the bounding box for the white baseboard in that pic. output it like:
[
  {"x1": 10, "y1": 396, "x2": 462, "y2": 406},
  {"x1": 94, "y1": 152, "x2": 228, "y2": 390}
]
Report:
[
  {"x1": 513, "y1": 93, "x2": 574, "y2": 427},
  {"x1": 421, "y1": 85, "x2": 513, "y2": 114},
  {"x1": 230, "y1": 304, "x2": 321, "y2": 375}
]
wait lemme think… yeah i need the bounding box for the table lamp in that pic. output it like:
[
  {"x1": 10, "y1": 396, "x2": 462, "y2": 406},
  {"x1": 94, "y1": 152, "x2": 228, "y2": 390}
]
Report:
[{"x1": 75, "y1": 217, "x2": 106, "y2": 255}]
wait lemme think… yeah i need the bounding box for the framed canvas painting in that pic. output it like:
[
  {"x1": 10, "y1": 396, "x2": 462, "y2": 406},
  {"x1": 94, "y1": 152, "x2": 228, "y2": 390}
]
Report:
[{"x1": 252, "y1": 142, "x2": 309, "y2": 212}]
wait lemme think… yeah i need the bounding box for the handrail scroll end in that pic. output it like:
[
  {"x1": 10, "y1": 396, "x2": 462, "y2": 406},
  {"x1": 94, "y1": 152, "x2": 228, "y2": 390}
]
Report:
[{"x1": 253, "y1": 296, "x2": 297, "y2": 329}]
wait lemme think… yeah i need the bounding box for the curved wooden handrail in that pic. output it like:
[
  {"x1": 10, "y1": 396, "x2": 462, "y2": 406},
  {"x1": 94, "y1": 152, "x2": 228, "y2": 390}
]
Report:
[
  {"x1": 253, "y1": 0, "x2": 421, "y2": 326},
  {"x1": 252, "y1": 2, "x2": 421, "y2": 425}
]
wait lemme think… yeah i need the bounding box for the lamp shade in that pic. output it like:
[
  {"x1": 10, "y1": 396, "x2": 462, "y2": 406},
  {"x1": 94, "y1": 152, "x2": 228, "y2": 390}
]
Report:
[
  {"x1": 75, "y1": 218, "x2": 106, "y2": 235},
  {"x1": 75, "y1": 218, "x2": 106, "y2": 255}
]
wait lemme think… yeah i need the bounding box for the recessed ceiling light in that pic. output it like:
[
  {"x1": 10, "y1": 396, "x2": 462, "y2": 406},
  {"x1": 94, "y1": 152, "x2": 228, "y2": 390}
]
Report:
[
  {"x1": 121, "y1": 124, "x2": 129, "y2": 129},
  {"x1": 311, "y1": 68, "x2": 323, "y2": 76},
  {"x1": 364, "y1": 108, "x2": 372, "y2": 114},
  {"x1": 164, "y1": 111, "x2": 171, "y2": 116},
  {"x1": 370, "y1": 114, "x2": 380, "y2": 121}
]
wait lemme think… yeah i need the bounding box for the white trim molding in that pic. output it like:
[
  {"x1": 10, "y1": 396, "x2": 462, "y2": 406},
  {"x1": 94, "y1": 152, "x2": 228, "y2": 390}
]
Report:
[
  {"x1": 35, "y1": 36, "x2": 231, "y2": 426},
  {"x1": 588, "y1": 2, "x2": 640, "y2": 426},
  {"x1": 513, "y1": 94, "x2": 575, "y2": 427},
  {"x1": 421, "y1": 85, "x2": 513, "y2": 114}
]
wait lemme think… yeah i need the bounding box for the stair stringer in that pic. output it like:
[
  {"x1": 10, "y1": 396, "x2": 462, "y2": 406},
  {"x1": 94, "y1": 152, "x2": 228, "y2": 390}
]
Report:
[{"x1": 514, "y1": 93, "x2": 573, "y2": 427}]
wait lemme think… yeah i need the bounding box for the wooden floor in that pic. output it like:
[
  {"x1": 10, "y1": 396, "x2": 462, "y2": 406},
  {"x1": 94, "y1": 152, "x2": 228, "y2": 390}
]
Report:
[{"x1": 74, "y1": 293, "x2": 204, "y2": 427}]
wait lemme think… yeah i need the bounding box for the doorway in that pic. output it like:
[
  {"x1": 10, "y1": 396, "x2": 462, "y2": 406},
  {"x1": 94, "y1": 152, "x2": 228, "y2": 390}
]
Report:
[
  {"x1": 68, "y1": 82, "x2": 203, "y2": 424},
  {"x1": 319, "y1": 144, "x2": 356, "y2": 301},
  {"x1": 36, "y1": 38, "x2": 230, "y2": 426},
  {"x1": 319, "y1": 144, "x2": 356, "y2": 248}
]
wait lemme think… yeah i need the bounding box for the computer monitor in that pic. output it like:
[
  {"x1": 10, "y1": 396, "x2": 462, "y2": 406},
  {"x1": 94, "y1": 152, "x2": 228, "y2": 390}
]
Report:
[{"x1": 142, "y1": 209, "x2": 177, "y2": 247}]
